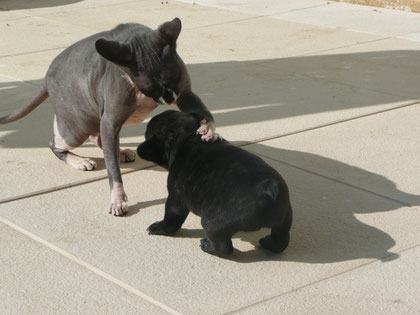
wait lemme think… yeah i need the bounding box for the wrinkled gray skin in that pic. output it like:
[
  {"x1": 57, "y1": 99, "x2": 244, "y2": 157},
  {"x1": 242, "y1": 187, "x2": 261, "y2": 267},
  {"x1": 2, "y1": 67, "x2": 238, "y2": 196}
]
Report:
[{"x1": 0, "y1": 18, "x2": 214, "y2": 216}]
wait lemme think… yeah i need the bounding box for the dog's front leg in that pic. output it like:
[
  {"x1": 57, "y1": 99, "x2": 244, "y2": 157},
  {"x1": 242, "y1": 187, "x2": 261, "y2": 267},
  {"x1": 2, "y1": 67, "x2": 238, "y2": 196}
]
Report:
[
  {"x1": 176, "y1": 91, "x2": 216, "y2": 142},
  {"x1": 147, "y1": 196, "x2": 189, "y2": 235},
  {"x1": 100, "y1": 118, "x2": 127, "y2": 216}
]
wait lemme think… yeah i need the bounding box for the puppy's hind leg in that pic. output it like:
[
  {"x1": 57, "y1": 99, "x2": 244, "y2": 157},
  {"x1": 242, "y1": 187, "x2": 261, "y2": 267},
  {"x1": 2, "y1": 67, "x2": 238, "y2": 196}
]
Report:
[
  {"x1": 148, "y1": 196, "x2": 189, "y2": 236},
  {"x1": 200, "y1": 220, "x2": 234, "y2": 255},
  {"x1": 200, "y1": 234, "x2": 234, "y2": 256},
  {"x1": 259, "y1": 204, "x2": 293, "y2": 253},
  {"x1": 50, "y1": 115, "x2": 96, "y2": 171}
]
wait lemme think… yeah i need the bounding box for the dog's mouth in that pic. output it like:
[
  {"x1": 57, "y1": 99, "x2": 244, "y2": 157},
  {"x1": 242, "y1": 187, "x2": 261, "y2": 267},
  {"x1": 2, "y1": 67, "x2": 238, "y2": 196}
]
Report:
[{"x1": 154, "y1": 91, "x2": 178, "y2": 105}]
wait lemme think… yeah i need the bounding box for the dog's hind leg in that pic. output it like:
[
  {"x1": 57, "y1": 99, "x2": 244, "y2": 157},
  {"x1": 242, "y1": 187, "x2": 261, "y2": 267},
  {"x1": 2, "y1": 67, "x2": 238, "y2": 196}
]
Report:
[
  {"x1": 200, "y1": 234, "x2": 234, "y2": 255},
  {"x1": 200, "y1": 220, "x2": 234, "y2": 255},
  {"x1": 259, "y1": 204, "x2": 293, "y2": 253},
  {"x1": 90, "y1": 135, "x2": 135, "y2": 163},
  {"x1": 50, "y1": 115, "x2": 96, "y2": 171},
  {"x1": 148, "y1": 196, "x2": 189, "y2": 236}
]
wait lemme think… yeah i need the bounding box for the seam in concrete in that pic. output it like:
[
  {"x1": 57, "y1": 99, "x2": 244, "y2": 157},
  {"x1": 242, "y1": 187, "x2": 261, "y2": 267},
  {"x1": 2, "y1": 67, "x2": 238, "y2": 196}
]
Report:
[
  {"x1": 1, "y1": 101, "x2": 418, "y2": 206},
  {"x1": 0, "y1": 216, "x2": 182, "y2": 315},
  {"x1": 237, "y1": 100, "x2": 420, "y2": 147},
  {"x1": 0, "y1": 46, "x2": 67, "y2": 59},
  {"x1": 255, "y1": 60, "x2": 413, "y2": 100},
  {"x1": 185, "y1": 15, "x2": 265, "y2": 30},
  {"x1": 301, "y1": 36, "x2": 394, "y2": 57},
  {"x1": 255, "y1": 152, "x2": 412, "y2": 206},
  {"x1": 225, "y1": 243, "x2": 420, "y2": 314},
  {"x1": 5, "y1": 0, "x2": 146, "y2": 17},
  {"x1": 0, "y1": 165, "x2": 155, "y2": 205},
  {"x1": 0, "y1": 73, "x2": 40, "y2": 87}
]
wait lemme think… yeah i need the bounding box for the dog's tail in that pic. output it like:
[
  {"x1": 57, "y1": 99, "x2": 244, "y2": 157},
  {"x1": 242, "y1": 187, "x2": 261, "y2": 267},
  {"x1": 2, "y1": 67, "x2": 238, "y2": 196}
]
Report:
[
  {"x1": 256, "y1": 178, "x2": 279, "y2": 200},
  {"x1": 0, "y1": 81, "x2": 48, "y2": 125}
]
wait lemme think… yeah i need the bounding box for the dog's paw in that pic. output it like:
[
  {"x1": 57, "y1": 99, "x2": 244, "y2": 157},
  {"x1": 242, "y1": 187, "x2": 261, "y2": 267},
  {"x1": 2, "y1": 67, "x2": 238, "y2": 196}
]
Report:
[
  {"x1": 119, "y1": 149, "x2": 136, "y2": 163},
  {"x1": 109, "y1": 193, "x2": 128, "y2": 216},
  {"x1": 147, "y1": 221, "x2": 176, "y2": 236},
  {"x1": 66, "y1": 154, "x2": 97, "y2": 171},
  {"x1": 196, "y1": 120, "x2": 215, "y2": 142},
  {"x1": 200, "y1": 238, "x2": 216, "y2": 254},
  {"x1": 259, "y1": 236, "x2": 288, "y2": 253},
  {"x1": 78, "y1": 158, "x2": 97, "y2": 171}
]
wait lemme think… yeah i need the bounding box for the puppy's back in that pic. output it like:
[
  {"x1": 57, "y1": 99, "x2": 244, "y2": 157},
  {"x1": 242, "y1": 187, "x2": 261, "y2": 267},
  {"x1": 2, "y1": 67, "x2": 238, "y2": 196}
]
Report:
[{"x1": 173, "y1": 139, "x2": 290, "y2": 226}]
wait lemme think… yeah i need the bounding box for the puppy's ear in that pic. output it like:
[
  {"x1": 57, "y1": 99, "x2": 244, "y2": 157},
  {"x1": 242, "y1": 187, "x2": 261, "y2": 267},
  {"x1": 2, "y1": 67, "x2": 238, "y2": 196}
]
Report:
[
  {"x1": 157, "y1": 18, "x2": 181, "y2": 46},
  {"x1": 95, "y1": 39, "x2": 134, "y2": 67},
  {"x1": 137, "y1": 136, "x2": 167, "y2": 166}
]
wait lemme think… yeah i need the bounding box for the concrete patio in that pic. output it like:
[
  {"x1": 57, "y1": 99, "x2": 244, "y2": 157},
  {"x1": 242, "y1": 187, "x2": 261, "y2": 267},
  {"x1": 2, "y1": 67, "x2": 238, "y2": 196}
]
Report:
[{"x1": 1, "y1": 0, "x2": 419, "y2": 313}]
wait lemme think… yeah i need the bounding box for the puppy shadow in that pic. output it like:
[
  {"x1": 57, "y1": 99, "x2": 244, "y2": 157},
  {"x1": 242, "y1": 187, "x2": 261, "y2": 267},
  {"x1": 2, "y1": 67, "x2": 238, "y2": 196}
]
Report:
[
  {"x1": 176, "y1": 228, "x2": 290, "y2": 262},
  {"x1": 166, "y1": 142, "x2": 419, "y2": 264}
]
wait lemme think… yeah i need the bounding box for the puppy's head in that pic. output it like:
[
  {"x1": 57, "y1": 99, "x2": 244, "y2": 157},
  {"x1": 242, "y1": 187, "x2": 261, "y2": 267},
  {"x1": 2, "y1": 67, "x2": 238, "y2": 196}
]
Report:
[
  {"x1": 95, "y1": 18, "x2": 190, "y2": 104},
  {"x1": 137, "y1": 110, "x2": 200, "y2": 168}
]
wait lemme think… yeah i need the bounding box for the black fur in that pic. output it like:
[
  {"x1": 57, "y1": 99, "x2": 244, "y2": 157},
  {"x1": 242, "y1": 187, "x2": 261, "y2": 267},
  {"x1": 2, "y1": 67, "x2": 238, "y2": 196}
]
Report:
[{"x1": 137, "y1": 110, "x2": 293, "y2": 256}]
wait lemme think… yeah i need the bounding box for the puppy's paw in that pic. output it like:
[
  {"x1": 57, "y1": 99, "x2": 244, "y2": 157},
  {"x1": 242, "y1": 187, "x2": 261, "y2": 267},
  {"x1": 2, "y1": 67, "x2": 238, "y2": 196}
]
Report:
[
  {"x1": 200, "y1": 238, "x2": 215, "y2": 253},
  {"x1": 119, "y1": 149, "x2": 136, "y2": 163},
  {"x1": 196, "y1": 120, "x2": 215, "y2": 142},
  {"x1": 259, "y1": 236, "x2": 288, "y2": 253},
  {"x1": 147, "y1": 221, "x2": 176, "y2": 236}
]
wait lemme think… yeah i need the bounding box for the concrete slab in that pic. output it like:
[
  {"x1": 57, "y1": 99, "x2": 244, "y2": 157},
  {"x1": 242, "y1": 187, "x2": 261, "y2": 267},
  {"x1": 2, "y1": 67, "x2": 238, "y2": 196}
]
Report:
[
  {"x1": 244, "y1": 104, "x2": 420, "y2": 206},
  {"x1": 178, "y1": 0, "x2": 329, "y2": 16},
  {"x1": 1, "y1": 58, "x2": 412, "y2": 203},
  {"x1": 187, "y1": 60, "x2": 414, "y2": 142},
  {"x1": 270, "y1": 2, "x2": 420, "y2": 38},
  {"x1": 238, "y1": 245, "x2": 420, "y2": 314},
  {"x1": 257, "y1": 49, "x2": 420, "y2": 100},
  {"x1": 0, "y1": 156, "x2": 418, "y2": 313},
  {"x1": 0, "y1": 75, "x2": 41, "y2": 112},
  {"x1": 0, "y1": 0, "x2": 137, "y2": 15},
  {"x1": 0, "y1": 100, "x2": 153, "y2": 202},
  {"x1": 39, "y1": 0, "x2": 256, "y2": 32},
  {"x1": 0, "y1": 50, "x2": 59, "y2": 83},
  {"x1": 179, "y1": 0, "x2": 420, "y2": 41},
  {"x1": 0, "y1": 16, "x2": 94, "y2": 57},
  {"x1": 0, "y1": 221, "x2": 168, "y2": 314},
  {"x1": 179, "y1": 16, "x2": 384, "y2": 63},
  {"x1": 0, "y1": 10, "x2": 27, "y2": 22}
]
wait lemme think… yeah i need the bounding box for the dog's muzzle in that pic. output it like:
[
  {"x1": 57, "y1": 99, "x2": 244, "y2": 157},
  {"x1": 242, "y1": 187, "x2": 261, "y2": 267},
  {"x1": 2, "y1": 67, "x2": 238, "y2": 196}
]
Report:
[{"x1": 161, "y1": 88, "x2": 178, "y2": 105}]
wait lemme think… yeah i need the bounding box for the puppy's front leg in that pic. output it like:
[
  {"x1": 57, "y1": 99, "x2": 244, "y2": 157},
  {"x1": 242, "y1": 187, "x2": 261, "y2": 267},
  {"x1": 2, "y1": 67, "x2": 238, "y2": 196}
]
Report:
[
  {"x1": 100, "y1": 117, "x2": 127, "y2": 216},
  {"x1": 148, "y1": 196, "x2": 189, "y2": 236}
]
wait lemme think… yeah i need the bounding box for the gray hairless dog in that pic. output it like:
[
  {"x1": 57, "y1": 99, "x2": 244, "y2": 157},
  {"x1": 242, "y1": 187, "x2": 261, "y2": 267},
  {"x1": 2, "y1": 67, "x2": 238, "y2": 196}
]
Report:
[{"x1": 0, "y1": 18, "x2": 214, "y2": 216}]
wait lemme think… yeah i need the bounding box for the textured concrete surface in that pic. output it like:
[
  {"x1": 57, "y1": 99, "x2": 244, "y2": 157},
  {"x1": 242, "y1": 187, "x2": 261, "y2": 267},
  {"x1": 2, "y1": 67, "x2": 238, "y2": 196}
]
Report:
[{"x1": 0, "y1": 0, "x2": 419, "y2": 313}]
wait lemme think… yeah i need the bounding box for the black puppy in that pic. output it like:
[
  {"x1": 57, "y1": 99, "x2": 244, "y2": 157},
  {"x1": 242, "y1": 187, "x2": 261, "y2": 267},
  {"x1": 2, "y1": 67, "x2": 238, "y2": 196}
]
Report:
[{"x1": 137, "y1": 110, "x2": 293, "y2": 256}]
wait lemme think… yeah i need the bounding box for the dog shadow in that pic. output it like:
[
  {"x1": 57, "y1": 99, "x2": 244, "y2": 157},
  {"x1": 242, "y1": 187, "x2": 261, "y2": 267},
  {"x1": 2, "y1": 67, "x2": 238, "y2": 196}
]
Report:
[
  {"x1": 142, "y1": 142, "x2": 419, "y2": 264},
  {"x1": 125, "y1": 197, "x2": 168, "y2": 217},
  {"x1": 0, "y1": 0, "x2": 83, "y2": 10},
  {"x1": 2, "y1": 50, "x2": 420, "y2": 148}
]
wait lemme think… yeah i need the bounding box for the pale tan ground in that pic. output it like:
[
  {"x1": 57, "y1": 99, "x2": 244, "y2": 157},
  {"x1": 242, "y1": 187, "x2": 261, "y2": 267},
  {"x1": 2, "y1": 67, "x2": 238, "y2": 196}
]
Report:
[{"x1": 0, "y1": 0, "x2": 419, "y2": 314}]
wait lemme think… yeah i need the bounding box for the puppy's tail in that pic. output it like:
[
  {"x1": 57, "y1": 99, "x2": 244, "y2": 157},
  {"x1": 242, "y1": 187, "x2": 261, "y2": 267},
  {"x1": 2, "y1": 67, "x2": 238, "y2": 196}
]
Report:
[
  {"x1": 256, "y1": 178, "x2": 279, "y2": 200},
  {"x1": 0, "y1": 81, "x2": 48, "y2": 125}
]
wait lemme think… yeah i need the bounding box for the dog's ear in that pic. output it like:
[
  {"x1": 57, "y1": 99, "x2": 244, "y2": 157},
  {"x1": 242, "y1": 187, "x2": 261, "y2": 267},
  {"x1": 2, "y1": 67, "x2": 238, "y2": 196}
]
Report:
[
  {"x1": 95, "y1": 39, "x2": 134, "y2": 67},
  {"x1": 137, "y1": 136, "x2": 167, "y2": 166},
  {"x1": 157, "y1": 18, "x2": 181, "y2": 46}
]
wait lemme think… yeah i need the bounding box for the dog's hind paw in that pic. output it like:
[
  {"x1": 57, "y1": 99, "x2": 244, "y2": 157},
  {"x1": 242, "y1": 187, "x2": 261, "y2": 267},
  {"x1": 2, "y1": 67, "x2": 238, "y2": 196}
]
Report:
[
  {"x1": 259, "y1": 236, "x2": 288, "y2": 253},
  {"x1": 119, "y1": 149, "x2": 136, "y2": 163},
  {"x1": 200, "y1": 238, "x2": 215, "y2": 253}
]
